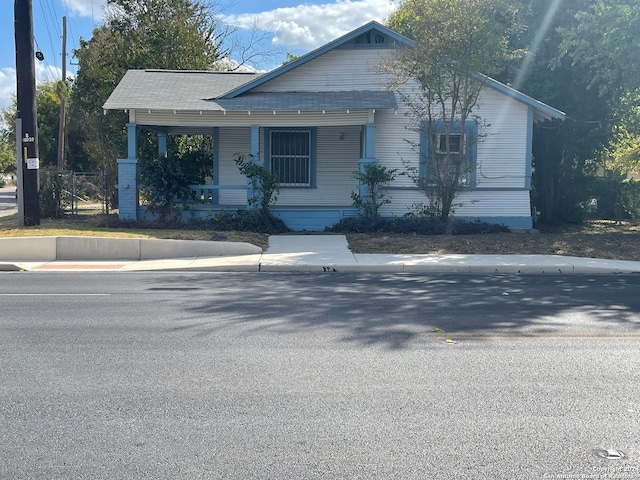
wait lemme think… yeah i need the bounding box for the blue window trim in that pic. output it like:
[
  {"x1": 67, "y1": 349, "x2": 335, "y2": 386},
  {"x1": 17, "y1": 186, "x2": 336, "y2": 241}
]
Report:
[
  {"x1": 264, "y1": 127, "x2": 317, "y2": 188},
  {"x1": 419, "y1": 119, "x2": 478, "y2": 188}
]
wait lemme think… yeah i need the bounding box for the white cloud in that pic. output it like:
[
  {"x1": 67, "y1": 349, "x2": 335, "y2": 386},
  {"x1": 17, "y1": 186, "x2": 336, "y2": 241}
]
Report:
[
  {"x1": 35, "y1": 62, "x2": 64, "y2": 85},
  {"x1": 222, "y1": 0, "x2": 395, "y2": 51},
  {"x1": 0, "y1": 63, "x2": 64, "y2": 112},
  {"x1": 0, "y1": 68, "x2": 16, "y2": 111},
  {"x1": 62, "y1": 0, "x2": 106, "y2": 20}
]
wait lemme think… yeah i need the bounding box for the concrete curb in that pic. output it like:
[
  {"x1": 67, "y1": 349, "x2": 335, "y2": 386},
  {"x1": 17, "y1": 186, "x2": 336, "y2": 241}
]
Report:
[{"x1": 0, "y1": 236, "x2": 262, "y2": 261}]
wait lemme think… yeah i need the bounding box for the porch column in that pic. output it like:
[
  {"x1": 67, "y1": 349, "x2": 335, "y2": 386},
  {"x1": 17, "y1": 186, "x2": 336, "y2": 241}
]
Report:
[
  {"x1": 247, "y1": 125, "x2": 260, "y2": 207},
  {"x1": 358, "y1": 122, "x2": 377, "y2": 204},
  {"x1": 117, "y1": 122, "x2": 138, "y2": 220},
  {"x1": 158, "y1": 132, "x2": 167, "y2": 157},
  {"x1": 211, "y1": 127, "x2": 219, "y2": 204}
]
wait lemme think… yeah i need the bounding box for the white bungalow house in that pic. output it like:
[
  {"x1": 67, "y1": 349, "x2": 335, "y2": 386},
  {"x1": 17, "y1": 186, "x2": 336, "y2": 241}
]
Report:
[{"x1": 103, "y1": 21, "x2": 565, "y2": 230}]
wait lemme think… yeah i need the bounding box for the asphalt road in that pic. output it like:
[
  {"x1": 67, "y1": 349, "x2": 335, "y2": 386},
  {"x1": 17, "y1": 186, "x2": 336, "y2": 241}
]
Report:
[
  {"x1": 0, "y1": 186, "x2": 17, "y2": 217},
  {"x1": 1, "y1": 272, "x2": 639, "y2": 479}
]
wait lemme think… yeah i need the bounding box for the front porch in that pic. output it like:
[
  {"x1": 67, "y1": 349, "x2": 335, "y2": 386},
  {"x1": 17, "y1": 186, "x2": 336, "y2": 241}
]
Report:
[{"x1": 117, "y1": 119, "x2": 382, "y2": 231}]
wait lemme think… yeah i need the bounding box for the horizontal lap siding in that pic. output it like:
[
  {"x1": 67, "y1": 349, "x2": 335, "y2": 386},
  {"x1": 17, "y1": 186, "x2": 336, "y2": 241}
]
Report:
[
  {"x1": 474, "y1": 90, "x2": 529, "y2": 189},
  {"x1": 218, "y1": 127, "x2": 249, "y2": 205},
  {"x1": 277, "y1": 125, "x2": 360, "y2": 207},
  {"x1": 380, "y1": 189, "x2": 532, "y2": 217},
  {"x1": 376, "y1": 107, "x2": 418, "y2": 189},
  {"x1": 253, "y1": 49, "x2": 395, "y2": 92}
]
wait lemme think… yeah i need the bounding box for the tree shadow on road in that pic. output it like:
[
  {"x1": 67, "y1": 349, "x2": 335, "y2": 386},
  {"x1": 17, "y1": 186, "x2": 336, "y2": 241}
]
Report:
[{"x1": 148, "y1": 273, "x2": 640, "y2": 349}]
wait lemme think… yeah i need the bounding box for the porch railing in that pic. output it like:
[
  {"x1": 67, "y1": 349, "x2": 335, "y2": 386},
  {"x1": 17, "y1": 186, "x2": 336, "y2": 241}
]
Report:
[{"x1": 186, "y1": 184, "x2": 247, "y2": 205}]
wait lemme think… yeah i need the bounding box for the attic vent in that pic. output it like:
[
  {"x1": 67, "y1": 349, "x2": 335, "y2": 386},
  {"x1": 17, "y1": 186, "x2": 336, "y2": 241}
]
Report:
[{"x1": 355, "y1": 32, "x2": 386, "y2": 44}]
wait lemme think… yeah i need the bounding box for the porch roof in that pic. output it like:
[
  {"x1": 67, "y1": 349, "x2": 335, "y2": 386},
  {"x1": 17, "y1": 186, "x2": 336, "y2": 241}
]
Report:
[{"x1": 102, "y1": 69, "x2": 261, "y2": 111}]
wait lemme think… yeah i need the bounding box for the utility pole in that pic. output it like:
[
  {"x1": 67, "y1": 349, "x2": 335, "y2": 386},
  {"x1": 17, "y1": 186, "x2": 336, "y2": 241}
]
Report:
[
  {"x1": 14, "y1": 0, "x2": 40, "y2": 226},
  {"x1": 57, "y1": 15, "x2": 66, "y2": 170}
]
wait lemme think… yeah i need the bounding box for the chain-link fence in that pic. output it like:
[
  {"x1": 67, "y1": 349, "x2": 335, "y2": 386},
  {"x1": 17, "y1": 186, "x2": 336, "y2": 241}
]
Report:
[{"x1": 39, "y1": 170, "x2": 111, "y2": 218}]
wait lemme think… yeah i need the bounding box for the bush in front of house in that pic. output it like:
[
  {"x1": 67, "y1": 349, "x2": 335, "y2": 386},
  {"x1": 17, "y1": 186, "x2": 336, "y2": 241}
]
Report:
[
  {"x1": 328, "y1": 216, "x2": 510, "y2": 235},
  {"x1": 87, "y1": 209, "x2": 290, "y2": 235},
  {"x1": 206, "y1": 210, "x2": 290, "y2": 234}
]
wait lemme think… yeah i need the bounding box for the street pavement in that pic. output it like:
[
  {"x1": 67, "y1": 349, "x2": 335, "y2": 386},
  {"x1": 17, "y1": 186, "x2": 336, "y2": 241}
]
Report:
[
  {"x1": 2, "y1": 272, "x2": 640, "y2": 479},
  {"x1": 0, "y1": 186, "x2": 17, "y2": 218}
]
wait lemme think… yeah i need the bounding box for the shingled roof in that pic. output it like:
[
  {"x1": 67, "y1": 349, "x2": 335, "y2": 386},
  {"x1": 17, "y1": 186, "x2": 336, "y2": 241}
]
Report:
[{"x1": 102, "y1": 70, "x2": 260, "y2": 111}]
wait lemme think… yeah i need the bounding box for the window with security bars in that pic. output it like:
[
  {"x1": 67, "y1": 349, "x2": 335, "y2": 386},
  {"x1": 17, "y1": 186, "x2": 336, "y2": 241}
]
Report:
[{"x1": 270, "y1": 130, "x2": 311, "y2": 187}]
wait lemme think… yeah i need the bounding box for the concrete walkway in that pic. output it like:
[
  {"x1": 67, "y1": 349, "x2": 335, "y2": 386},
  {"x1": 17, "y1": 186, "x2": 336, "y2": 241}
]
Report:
[{"x1": 1, "y1": 234, "x2": 640, "y2": 274}]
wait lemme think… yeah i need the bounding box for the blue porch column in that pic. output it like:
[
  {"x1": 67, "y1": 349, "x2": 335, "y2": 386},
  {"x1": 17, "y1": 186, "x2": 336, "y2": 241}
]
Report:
[
  {"x1": 117, "y1": 123, "x2": 138, "y2": 220},
  {"x1": 358, "y1": 122, "x2": 377, "y2": 204},
  {"x1": 158, "y1": 132, "x2": 167, "y2": 157}
]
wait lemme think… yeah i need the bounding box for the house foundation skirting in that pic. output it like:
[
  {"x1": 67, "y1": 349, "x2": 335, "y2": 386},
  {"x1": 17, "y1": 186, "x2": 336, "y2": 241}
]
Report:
[
  {"x1": 135, "y1": 203, "x2": 531, "y2": 231},
  {"x1": 137, "y1": 204, "x2": 359, "y2": 231}
]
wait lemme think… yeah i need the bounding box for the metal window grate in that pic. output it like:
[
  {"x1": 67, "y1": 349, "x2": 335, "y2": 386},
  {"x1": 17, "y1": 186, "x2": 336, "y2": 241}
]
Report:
[{"x1": 270, "y1": 130, "x2": 311, "y2": 187}]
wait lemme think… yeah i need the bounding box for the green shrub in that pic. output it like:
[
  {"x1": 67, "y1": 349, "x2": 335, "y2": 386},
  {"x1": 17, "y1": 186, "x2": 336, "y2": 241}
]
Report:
[
  {"x1": 207, "y1": 210, "x2": 289, "y2": 234},
  {"x1": 234, "y1": 154, "x2": 279, "y2": 214},
  {"x1": 328, "y1": 216, "x2": 509, "y2": 235},
  {"x1": 139, "y1": 150, "x2": 211, "y2": 221},
  {"x1": 39, "y1": 169, "x2": 70, "y2": 218},
  {"x1": 87, "y1": 210, "x2": 290, "y2": 235},
  {"x1": 351, "y1": 163, "x2": 397, "y2": 219}
]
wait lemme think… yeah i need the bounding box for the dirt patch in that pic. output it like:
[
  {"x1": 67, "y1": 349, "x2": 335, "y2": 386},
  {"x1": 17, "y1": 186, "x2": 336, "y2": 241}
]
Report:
[{"x1": 346, "y1": 221, "x2": 640, "y2": 261}]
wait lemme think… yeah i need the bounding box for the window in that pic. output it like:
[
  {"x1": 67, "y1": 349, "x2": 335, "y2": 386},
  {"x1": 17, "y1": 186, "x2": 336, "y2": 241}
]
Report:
[
  {"x1": 267, "y1": 129, "x2": 315, "y2": 187},
  {"x1": 436, "y1": 133, "x2": 462, "y2": 155},
  {"x1": 419, "y1": 120, "x2": 477, "y2": 187}
]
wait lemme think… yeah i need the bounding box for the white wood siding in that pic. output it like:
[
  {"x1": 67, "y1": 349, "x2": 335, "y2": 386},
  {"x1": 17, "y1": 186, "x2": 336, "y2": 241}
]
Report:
[
  {"x1": 474, "y1": 89, "x2": 529, "y2": 189},
  {"x1": 380, "y1": 189, "x2": 532, "y2": 218},
  {"x1": 132, "y1": 44, "x2": 534, "y2": 221},
  {"x1": 218, "y1": 127, "x2": 250, "y2": 205},
  {"x1": 253, "y1": 49, "x2": 395, "y2": 93}
]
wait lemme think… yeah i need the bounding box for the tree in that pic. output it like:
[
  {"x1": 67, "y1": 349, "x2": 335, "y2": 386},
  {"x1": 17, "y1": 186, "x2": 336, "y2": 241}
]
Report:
[
  {"x1": 2, "y1": 81, "x2": 66, "y2": 170},
  {"x1": 0, "y1": 128, "x2": 14, "y2": 176},
  {"x1": 68, "y1": 0, "x2": 228, "y2": 206},
  {"x1": 386, "y1": 0, "x2": 515, "y2": 220},
  {"x1": 510, "y1": 0, "x2": 638, "y2": 223},
  {"x1": 557, "y1": 1, "x2": 640, "y2": 99}
]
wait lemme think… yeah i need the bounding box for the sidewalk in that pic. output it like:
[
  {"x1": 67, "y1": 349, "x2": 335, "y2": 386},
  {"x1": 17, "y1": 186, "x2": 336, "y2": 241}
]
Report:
[{"x1": 1, "y1": 234, "x2": 640, "y2": 274}]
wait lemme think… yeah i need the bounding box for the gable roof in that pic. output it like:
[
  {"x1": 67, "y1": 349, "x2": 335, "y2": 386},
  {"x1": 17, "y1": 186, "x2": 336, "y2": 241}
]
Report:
[
  {"x1": 220, "y1": 21, "x2": 564, "y2": 121},
  {"x1": 221, "y1": 21, "x2": 413, "y2": 99},
  {"x1": 102, "y1": 22, "x2": 564, "y2": 121}
]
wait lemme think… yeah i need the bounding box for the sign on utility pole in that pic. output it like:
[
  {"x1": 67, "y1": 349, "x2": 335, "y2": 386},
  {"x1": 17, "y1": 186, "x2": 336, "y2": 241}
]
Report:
[{"x1": 14, "y1": 0, "x2": 40, "y2": 226}]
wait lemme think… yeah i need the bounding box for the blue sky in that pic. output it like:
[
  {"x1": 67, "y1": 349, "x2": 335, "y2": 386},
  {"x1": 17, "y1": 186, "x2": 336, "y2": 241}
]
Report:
[{"x1": 1, "y1": 0, "x2": 396, "y2": 110}]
